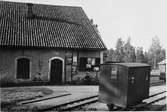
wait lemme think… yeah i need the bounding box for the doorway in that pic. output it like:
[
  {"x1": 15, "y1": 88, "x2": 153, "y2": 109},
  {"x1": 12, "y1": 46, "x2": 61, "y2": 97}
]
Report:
[{"x1": 50, "y1": 58, "x2": 63, "y2": 84}]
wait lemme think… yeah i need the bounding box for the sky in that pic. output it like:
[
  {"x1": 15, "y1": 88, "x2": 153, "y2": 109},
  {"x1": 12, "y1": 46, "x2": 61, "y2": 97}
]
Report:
[{"x1": 2, "y1": 0, "x2": 167, "y2": 51}]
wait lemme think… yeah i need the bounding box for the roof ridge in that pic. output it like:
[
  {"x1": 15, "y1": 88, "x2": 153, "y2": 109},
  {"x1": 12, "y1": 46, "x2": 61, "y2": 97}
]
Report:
[{"x1": 1, "y1": 1, "x2": 82, "y2": 9}]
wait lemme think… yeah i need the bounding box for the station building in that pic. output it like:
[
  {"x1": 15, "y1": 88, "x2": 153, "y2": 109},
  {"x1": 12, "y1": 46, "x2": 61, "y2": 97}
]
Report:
[{"x1": 0, "y1": 1, "x2": 106, "y2": 84}]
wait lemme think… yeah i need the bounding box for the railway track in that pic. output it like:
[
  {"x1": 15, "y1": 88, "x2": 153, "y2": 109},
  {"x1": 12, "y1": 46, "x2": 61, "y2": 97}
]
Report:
[
  {"x1": 113, "y1": 90, "x2": 166, "y2": 111},
  {"x1": 37, "y1": 94, "x2": 98, "y2": 111},
  {"x1": 150, "y1": 80, "x2": 165, "y2": 87},
  {"x1": 64, "y1": 81, "x2": 166, "y2": 111},
  {"x1": 52, "y1": 90, "x2": 166, "y2": 111},
  {"x1": 19, "y1": 81, "x2": 165, "y2": 111},
  {"x1": 79, "y1": 90, "x2": 166, "y2": 111}
]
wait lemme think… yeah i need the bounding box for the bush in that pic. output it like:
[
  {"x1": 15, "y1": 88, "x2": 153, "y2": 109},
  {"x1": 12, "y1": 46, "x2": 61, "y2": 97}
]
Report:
[{"x1": 72, "y1": 72, "x2": 99, "y2": 85}]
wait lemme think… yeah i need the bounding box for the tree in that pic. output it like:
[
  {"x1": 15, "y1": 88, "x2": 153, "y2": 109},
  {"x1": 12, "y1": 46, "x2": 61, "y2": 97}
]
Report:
[
  {"x1": 122, "y1": 37, "x2": 136, "y2": 62},
  {"x1": 147, "y1": 36, "x2": 165, "y2": 69},
  {"x1": 115, "y1": 38, "x2": 124, "y2": 62},
  {"x1": 143, "y1": 51, "x2": 149, "y2": 63},
  {"x1": 136, "y1": 47, "x2": 145, "y2": 62},
  {"x1": 105, "y1": 48, "x2": 116, "y2": 62}
]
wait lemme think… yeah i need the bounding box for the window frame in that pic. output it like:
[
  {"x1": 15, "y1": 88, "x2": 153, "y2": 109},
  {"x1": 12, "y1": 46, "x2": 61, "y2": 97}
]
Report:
[{"x1": 79, "y1": 57, "x2": 101, "y2": 72}]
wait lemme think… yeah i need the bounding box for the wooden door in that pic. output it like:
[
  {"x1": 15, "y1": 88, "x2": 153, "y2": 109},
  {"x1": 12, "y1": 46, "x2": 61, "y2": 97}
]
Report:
[{"x1": 50, "y1": 59, "x2": 62, "y2": 84}]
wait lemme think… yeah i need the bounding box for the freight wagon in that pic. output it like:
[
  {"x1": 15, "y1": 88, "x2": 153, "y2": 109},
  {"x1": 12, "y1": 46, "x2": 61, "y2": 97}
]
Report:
[{"x1": 99, "y1": 62, "x2": 151, "y2": 110}]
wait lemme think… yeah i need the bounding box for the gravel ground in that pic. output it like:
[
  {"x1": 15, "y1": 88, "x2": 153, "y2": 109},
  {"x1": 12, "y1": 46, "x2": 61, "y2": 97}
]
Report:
[{"x1": 0, "y1": 87, "x2": 53, "y2": 111}]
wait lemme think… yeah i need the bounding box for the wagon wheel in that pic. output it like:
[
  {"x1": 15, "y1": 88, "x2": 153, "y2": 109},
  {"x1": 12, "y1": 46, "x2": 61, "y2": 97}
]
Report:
[{"x1": 107, "y1": 103, "x2": 114, "y2": 110}]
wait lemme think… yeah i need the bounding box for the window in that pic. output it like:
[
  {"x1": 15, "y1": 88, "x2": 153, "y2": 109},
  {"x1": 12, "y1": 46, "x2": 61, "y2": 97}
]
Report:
[
  {"x1": 66, "y1": 57, "x2": 72, "y2": 65},
  {"x1": 16, "y1": 58, "x2": 30, "y2": 79},
  {"x1": 79, "y1": 57, "x2": 100, "y2": 71},
  {"x1": 95, "y1": 58, "x2": 100, "y2": 66},
  {"x1": 79, "y1": 57, "x2": 87, "y2": 71}
]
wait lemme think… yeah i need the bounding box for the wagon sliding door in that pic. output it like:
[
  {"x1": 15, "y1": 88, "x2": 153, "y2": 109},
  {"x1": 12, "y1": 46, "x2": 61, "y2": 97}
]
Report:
[
  {"x1": 127, "y1": 68, "x2": 138, "y2": 106},
  {"x1": 16, "y1": 58, "x2": 30, "y2": 79}
]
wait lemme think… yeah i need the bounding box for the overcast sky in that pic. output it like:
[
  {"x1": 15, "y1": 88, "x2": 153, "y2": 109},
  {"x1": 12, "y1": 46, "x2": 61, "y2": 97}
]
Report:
[{"x1": 3, "y1": 0, "x2": 167, "y2": 51}]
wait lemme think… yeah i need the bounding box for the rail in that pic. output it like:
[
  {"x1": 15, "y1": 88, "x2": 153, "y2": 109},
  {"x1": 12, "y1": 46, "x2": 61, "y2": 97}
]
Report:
[{"x1": 37, "y1": 95, "x2": 98, "y2": 111}]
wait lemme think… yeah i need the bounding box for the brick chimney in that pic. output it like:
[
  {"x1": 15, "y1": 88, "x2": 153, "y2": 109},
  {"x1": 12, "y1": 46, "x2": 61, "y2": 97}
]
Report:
[
  {"x1": 27, "y1": 3, "x2": 34, "y2": 18},
  {"x1": 90, "y1": 19, "x2": 93, "y2": 24}
]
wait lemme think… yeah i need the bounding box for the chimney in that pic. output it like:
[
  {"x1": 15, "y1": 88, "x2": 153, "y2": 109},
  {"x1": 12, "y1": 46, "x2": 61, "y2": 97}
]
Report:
[
  {"x1": 90, "y1": 19, "x2": 93, "y2": 24},
  {"x1": 27, "y1": 3, "x2": 34, "y2": 18},
  {"x1": 93, "y1": 24, "x2": 99, "y2": 33}
]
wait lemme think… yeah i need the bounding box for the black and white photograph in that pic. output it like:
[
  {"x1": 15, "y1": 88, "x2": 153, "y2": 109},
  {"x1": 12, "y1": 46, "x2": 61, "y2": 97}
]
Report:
[{"x1": 0, "y1": 0, "x2": 166, "y2": 111}]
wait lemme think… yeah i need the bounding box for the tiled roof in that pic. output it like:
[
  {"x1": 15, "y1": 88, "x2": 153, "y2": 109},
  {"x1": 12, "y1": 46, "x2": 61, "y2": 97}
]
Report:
[{"x1": 0, "y1": 1, "x2": 106, "y2": 50}]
